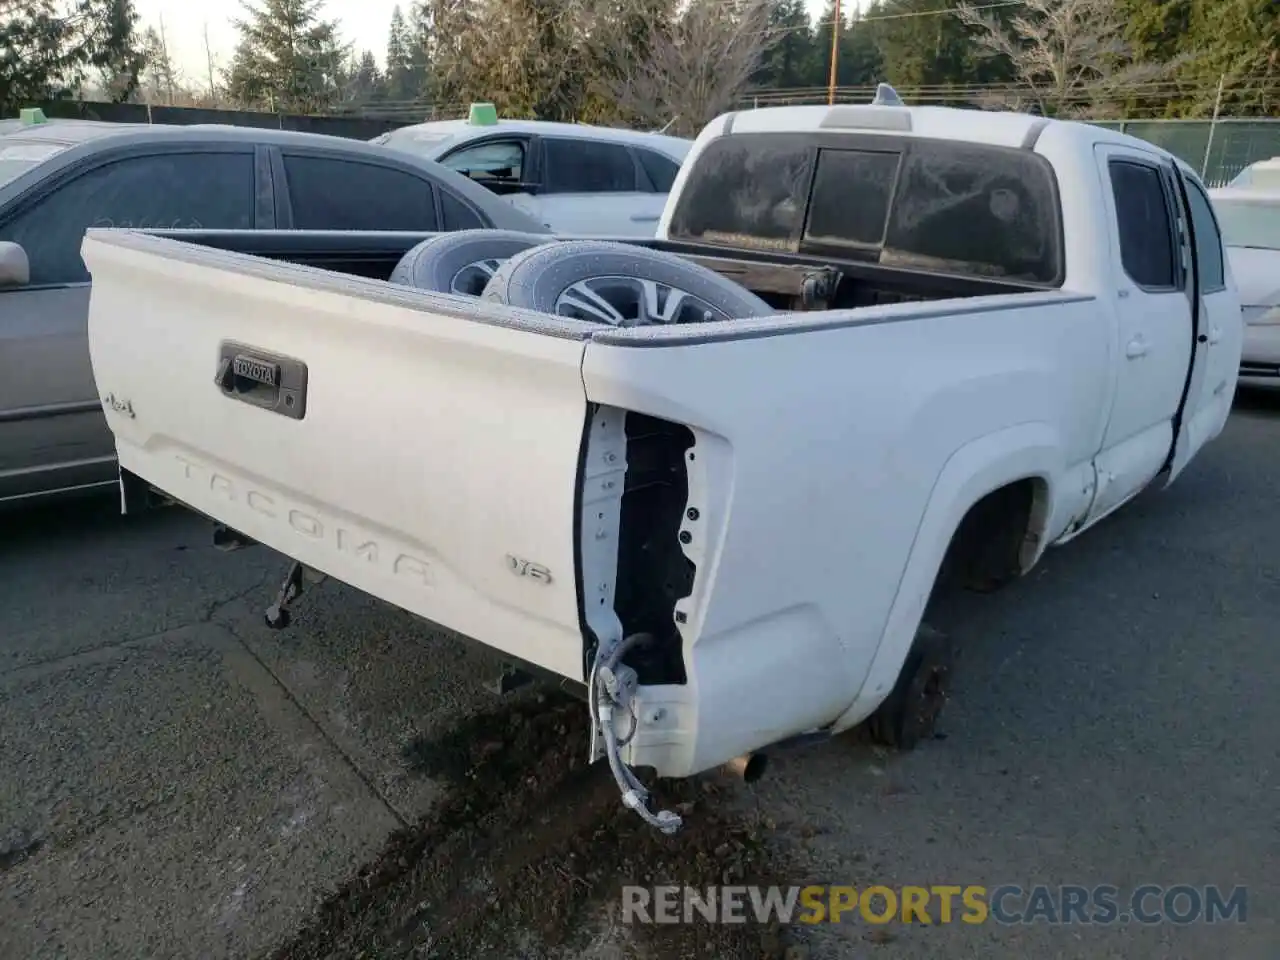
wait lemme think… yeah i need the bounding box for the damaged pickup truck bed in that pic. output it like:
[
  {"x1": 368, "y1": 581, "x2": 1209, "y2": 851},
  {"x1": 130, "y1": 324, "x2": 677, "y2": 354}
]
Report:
[{"x1": 84, "y1": 95, "x2": 1242, "y2": 832}]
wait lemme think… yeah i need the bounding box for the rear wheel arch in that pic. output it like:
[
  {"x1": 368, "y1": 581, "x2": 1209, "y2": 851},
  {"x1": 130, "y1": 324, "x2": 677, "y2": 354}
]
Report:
[{"x1": 831, "y1": 425, "x2": 1062, "y2": 734}]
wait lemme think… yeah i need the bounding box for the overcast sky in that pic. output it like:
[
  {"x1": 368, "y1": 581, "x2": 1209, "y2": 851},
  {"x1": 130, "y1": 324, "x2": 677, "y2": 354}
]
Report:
[{"x1": 134, "y1": 0, "x2": 846, "y2": 81}]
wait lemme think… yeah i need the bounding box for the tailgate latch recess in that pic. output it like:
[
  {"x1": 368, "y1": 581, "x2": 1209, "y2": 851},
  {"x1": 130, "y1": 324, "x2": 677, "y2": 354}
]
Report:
[{"x1": 215, "y1": 340, "x2": 309, "y2": 420}]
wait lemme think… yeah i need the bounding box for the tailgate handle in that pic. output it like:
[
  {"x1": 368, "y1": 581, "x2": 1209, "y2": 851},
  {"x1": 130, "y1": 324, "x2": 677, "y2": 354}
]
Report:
[{"x1": 215, "y1": 341, "x2": 308, "y2": 420}]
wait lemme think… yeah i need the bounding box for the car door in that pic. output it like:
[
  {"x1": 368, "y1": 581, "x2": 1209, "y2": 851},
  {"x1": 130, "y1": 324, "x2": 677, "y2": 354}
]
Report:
[
  {"x1": 1167, "y1": 170, "x2": 1242, "y2": 472},
  {"x1": 1087, "y1": 145, "x2": 1196, "y2": 523},
  {"x1": 537, "y1": 136, "x2": 652, "y2": 236},
  {"x1": 434, "y1": 136, "x2": 544, "y2": 226},
  {"x1": 0, "y1": 145, "x2": 259, "y2": 502}
]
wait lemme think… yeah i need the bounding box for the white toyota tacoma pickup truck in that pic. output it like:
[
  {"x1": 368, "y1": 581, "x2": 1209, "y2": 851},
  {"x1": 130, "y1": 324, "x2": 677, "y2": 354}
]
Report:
[{"x1": 84, "y1": 92, "x2": 1242, "y2": 833}]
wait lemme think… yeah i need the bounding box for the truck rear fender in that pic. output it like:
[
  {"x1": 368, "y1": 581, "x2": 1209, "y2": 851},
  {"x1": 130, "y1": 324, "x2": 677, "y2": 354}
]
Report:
[{"x1": 829, "y1": 423, "x2": 1071, "y2": 734}]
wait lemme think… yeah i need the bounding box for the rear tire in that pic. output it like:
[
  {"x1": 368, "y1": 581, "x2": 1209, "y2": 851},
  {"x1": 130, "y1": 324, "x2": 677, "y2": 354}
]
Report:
[
  {"x1": 867, "y1": 624, "x2": 953, "y2": 750},
  {"x1": 480, "y1": 240, "x2": 774, "y2": 325},
  {"x1": 389, "y1": 230, "x2": 552, "y2": 296}
]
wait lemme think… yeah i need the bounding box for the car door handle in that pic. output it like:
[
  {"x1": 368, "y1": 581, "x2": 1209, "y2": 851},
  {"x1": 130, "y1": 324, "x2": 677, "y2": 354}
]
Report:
[
  {"x1": 1207, "y1": 326, "x2": 1223, "y2": 345},
  {"x1": 629, "y1": 213, "x2": 660, "y2": 222},
  {"x1": 1125, "y1": 336, "x2": 1149, "y2": 359}
]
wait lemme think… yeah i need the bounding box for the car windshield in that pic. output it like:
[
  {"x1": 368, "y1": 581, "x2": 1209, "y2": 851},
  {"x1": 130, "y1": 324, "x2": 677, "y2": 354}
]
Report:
[
  {"x1": 1213, "y1": 198, "x2": 1280, "y2": 250},
  {"x1": 0, "y1": 140, "x2": 69, "y2": 187}
]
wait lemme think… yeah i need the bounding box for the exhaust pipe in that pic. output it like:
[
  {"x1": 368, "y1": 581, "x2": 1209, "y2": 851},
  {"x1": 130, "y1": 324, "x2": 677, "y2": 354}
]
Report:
[{"x1": 723, "y1": 752, "x2": 769, "y2": 783}]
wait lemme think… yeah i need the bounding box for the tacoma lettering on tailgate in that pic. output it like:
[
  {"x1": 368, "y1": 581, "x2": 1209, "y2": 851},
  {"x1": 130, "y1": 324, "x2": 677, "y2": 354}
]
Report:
[{"x1": 174, "y1": 455, "x2": 434, "y2": 587}]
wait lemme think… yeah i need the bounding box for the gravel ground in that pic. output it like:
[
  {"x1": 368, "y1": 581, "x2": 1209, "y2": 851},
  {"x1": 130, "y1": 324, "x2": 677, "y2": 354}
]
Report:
[{"x1": 1, "y1": 392, "x2": 1276, "y2": 959}]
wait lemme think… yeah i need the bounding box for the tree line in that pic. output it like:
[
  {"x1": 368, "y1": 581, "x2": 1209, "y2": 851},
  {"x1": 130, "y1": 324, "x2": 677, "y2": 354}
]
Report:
[{"x1": 2, "y1": 0, "x2": 1277, "y2": 137}]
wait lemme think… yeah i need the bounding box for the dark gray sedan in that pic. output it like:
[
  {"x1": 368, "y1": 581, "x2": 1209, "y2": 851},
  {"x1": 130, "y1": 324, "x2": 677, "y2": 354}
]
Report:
[{"x1": 0, "y1": 117, "x2": 548, "y2": 506}]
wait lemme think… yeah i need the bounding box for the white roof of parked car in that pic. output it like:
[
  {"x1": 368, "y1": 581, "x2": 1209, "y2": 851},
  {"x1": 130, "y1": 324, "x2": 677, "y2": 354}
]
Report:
[
  {"x1": 376, "y1": 118, "x2": 692, "y2": 160},
  {"x1": 1210, "y1": 184, "x2": 1280, "y2": 204},
  {"x1": 1229, "y1": 157, "x2": 1280, "y2": 188}
]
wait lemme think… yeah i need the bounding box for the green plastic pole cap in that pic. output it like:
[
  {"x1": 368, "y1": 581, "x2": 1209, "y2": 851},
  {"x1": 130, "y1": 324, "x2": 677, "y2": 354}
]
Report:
[
  {"x1": 468, "y1": 102, "x2": 498, "y2": 126},
  {"x1": 19, "y1": 107, "x2": 47, "y2": 125}
]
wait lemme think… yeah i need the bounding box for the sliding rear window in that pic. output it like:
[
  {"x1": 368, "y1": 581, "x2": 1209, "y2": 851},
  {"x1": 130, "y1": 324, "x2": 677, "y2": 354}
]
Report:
[{"x1": 668, "y1": 132, "x2": 1063, "y2": 286}]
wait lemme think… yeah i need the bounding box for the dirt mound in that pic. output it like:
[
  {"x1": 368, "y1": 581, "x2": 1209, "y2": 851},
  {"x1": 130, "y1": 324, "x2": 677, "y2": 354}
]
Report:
[{"x1": 268, "y1": 691, "x2": 796, "y2": 960}]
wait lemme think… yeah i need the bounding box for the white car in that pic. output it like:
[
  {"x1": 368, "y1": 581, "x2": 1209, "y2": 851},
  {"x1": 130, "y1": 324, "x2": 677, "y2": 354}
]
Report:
[
  {"x1": 1228, "y1": 156, "x2": 1280, "y2": 190},
  {"x1": 1209, "y1": 185, "x2": 1280, "y2": 387},
  {"x1": 84, "y1": 94, "x2": 1239, "y2": 833},
  {"x1": 372, "y1": 107, "x2": 692, "y2": 237}
]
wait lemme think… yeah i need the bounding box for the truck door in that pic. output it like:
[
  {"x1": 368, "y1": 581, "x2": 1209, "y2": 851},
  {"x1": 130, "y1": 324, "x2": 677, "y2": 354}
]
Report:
[
  {"x1": 1088, "y1": 145, "x2": 1196, "y2": 523},
  {"x1": 1165, "y1": 170, "x2": 1242, "y2": 479}
]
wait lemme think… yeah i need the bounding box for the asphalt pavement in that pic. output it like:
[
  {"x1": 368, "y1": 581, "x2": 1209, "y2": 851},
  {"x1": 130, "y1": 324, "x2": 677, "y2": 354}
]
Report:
[{"x1": 1, "y1": 393, "x2": 1277, "y2": 959}]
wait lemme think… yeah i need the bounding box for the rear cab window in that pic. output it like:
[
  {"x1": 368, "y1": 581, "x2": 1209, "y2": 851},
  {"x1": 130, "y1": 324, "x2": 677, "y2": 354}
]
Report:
[{"x1": 667, "y1": 132, "x2": 1064, "y2": 286}]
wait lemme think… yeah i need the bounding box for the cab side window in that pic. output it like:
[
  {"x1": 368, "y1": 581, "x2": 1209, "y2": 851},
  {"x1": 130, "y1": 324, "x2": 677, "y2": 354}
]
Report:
[
  {"x1": 1109, "y1": 160, "x2": 1177, "y2": 290},
  {"x1": 1182, "y1": 178, "x2": 1226, "y2": 293},
  {"x1": 0, "y1": 151, "x2": 255, "y2": 285}
]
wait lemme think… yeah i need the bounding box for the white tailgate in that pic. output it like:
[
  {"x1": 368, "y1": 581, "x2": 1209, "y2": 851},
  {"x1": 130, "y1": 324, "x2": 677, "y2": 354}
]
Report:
[{"x1": 84, "y1": 233, "x2": 592, "y2": 680}]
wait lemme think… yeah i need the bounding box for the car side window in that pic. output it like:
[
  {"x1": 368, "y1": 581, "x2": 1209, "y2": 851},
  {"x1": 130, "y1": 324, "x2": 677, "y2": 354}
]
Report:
[
  {"x1": 636, "y1": 148, "x2": 681, "y2": 193},
  {"x1": 1182, "y1": 178, "x2": 1226, "y2": 293},
  {"x1": 282, "y1": 155, "x2": 437, "y2": 231},
  {"x1": 439, "y1": 140, "x2": 525, "y2": 185},
  {"x1": 1109, "y1": 160, "x2": 1177, "y2": 290},
  {"x1": 439, "y1": 189, "x2": 485, "y2": 230},
  {"x1": 0, "y1": 151, "x2": 255, "y2": 285},
  {"x1": 542, "y1": 138, "x2": 638, "y2": 193}
]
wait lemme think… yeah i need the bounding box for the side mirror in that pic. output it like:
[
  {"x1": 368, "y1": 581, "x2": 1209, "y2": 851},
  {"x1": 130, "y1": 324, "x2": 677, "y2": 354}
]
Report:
[{"x1": 0, "y1": 241, "x2": 29, "y2": 287}]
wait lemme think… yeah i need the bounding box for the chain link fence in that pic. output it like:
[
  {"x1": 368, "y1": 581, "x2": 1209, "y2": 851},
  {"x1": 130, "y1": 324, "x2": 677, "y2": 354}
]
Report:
[{"x1": 1090, "y1": 119, "x2": 1280, "y2": 187}]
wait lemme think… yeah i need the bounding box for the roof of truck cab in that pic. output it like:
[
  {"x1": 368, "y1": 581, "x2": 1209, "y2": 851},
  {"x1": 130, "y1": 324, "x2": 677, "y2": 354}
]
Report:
[
  {"x1": 703, "y1": 103, "x2": 1182, "y2": 161},
  {"x1": 376, "y1": 118, "x2": 693, "y2": 159}
]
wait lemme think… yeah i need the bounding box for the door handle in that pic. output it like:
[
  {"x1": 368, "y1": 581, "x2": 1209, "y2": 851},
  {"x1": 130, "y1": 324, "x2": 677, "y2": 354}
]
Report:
[
  {"x1": 1125, "y1": 336, "x2": 1149, "y2": 359},
  {"x1": 1208, "y1": 326, "x2": 1223, "y2": 345},
  {"x1": 629, "y1": 213, "x2": 660, "y2": 222}
]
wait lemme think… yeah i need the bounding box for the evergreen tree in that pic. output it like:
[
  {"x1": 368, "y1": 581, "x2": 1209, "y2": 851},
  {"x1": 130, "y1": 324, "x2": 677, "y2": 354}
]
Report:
[
  {"x1": 1186, "y1": 0, "x2": 1279, "y2": 116},
  {"x1": 385, "y1": 5, "x2": 416, "y2": 100},
  {"x1": 346, "y1": 48, "x2": 384, "y2": 103},
  {"x1": 224, "y1": 0, "x2": 348, "y2": 112},
  {"x1": 812, "y1": 0, "x2": 886, "y2": 93},
  {"x1": 753, "y1": 0, "x2": 818, "y2": 91},
  {"x1": 404, "y1": 2, "x2": 433, "y2": 100},
  {"x1": 0, "y1": 0, "x2": 146, "y2": 110},
  {"x1": 871, "y1": 0, "x2": 987, "y2": 95}
]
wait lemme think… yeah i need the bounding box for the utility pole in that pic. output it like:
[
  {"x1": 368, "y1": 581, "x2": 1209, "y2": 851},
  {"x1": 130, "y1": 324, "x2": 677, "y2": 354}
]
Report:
[
  {"x1": 1200, "y1": 74, "x2": 1226, "y2": 181},
  {"x1": 827, "y1": 0, "x2": 842, "y2": 105}
]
